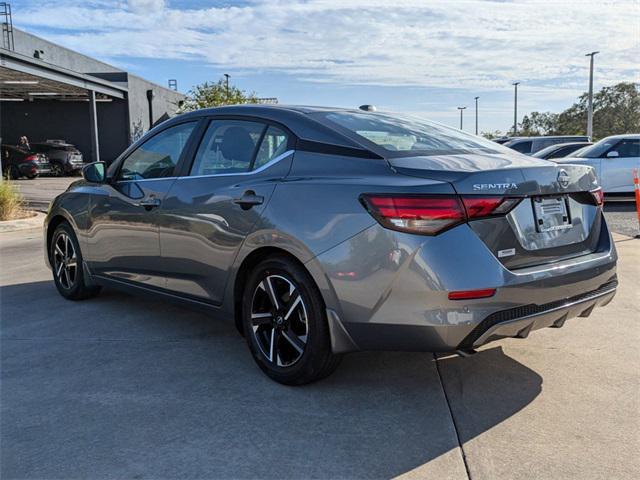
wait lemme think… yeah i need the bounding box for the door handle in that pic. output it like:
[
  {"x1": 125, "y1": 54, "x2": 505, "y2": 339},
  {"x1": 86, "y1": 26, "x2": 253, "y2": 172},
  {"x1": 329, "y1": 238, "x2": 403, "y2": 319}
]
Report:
[
  {"x1": 137, "y1": 197, "x2": 161, "y2": 210},
  {"x1": 234, "y1": 190, "x2": 264, "y2": 210}
]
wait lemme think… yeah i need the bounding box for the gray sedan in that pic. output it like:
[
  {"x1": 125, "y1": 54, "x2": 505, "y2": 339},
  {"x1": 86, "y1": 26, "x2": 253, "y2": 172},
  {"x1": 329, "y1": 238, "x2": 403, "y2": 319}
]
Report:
[{"x1": 44, "y1": 105, "x2": 617, "y2": 384}]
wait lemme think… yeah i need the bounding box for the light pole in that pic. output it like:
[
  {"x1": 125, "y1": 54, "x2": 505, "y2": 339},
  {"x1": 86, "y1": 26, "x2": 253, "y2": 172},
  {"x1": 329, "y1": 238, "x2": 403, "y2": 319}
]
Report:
[
  {"x1": 474, "y1": 96, "x2": 479, "y2": 135},
  {"x1": 585, "y1": 51, "x2": 599, "y2": 139},
  {"x1": 512, "y1": 82, "x2": 520, "y2": 135},
  {"x1": 457, "y1": 106, "x2": 467, "y2": 130},
  {"x1": 223, "y1": 73, "x2": 230, "y2": 102}
]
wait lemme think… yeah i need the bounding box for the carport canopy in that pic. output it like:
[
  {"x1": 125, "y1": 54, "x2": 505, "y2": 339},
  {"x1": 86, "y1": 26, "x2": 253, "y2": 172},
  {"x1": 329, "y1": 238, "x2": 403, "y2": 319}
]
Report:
[{"x1": 1, "y1": 48, "x2": 127, "y2": 162}]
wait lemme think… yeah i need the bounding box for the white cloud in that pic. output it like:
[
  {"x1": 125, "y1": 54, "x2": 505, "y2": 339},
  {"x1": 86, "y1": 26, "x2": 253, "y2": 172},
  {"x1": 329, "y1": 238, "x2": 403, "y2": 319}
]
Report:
[
  {"x1": 13, "y1": 0, "x2": 640, "y2": 92},
  {"x1": 127, "y1": 0, "x2": 166, "y2": 14}
]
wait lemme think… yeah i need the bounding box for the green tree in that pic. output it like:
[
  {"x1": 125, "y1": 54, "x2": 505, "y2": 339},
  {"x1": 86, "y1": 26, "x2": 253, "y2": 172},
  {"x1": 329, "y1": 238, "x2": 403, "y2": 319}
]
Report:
[
  {"x1": 518, "y1": 82, "x2": 639, "y2": 140},
  {"x1": 481, "y1": 130, "x2": 505, "y2": 140},
  {"x1": 180, "y1": 77, "x2": 259, "y2": 112}
]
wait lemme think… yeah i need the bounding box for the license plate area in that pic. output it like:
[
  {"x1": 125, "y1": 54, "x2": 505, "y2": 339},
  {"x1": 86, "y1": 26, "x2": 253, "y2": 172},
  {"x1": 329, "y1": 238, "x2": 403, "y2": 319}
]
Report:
[{"x1": 532, "y1": 195, "x2": 571, "y2": 233}]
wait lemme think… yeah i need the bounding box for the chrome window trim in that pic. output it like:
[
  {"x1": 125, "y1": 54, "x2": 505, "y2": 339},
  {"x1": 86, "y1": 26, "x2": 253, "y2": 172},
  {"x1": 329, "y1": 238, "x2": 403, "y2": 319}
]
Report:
[
  {"x1": 179, "y1": 149, "x2": 294, "y2": 180},
  {"x1": 115, "y1": 176, "x2": 179, "y2": 184}
]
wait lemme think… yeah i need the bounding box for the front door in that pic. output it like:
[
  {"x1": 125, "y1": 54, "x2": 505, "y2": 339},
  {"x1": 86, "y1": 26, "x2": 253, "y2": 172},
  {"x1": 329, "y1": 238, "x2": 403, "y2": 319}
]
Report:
[
  {"x1": 601, "y1": 138, "x2": 640, "y2": 193},
  {"x1": 86, "y1": 121, "x2": 198, "y2": 289},
  {"x1": 159, "y1": 119, "x2": 293, "y2": 304}
]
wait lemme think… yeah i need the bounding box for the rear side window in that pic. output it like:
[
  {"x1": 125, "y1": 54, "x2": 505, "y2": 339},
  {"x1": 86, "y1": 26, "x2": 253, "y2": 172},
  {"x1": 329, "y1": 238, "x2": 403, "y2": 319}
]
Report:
[
  {"x1": 254, "y1": 126, "x2": 289, "y2": 169},
  {"x1": 119, "y1": 122, "x2": 196, "y2": 180},
  {"x1": 190, "y1": 120, "x2": 265, "y2": 176},
  {"x1": 510, "y1": 141, "x2": 532, "y2": 154}
]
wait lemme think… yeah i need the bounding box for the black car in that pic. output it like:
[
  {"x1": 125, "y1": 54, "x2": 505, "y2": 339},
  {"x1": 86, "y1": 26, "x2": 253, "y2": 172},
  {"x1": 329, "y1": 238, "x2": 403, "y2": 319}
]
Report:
[
  {"x1": 31, "y1": 140, "x2": 84, "y2": 176},
  {"x1": 1, "y1": 145, "x2": 52, "y2": 179},
  {"x1": 532, "y1": 141, "x2": 593, "y2": 160}
]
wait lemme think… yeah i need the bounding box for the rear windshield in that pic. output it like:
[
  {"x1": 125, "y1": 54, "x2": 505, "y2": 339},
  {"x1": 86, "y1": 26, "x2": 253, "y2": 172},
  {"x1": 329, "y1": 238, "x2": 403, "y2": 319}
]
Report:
[{"x1": 313, "y1": 111, "x2": 506, "y2": 156}]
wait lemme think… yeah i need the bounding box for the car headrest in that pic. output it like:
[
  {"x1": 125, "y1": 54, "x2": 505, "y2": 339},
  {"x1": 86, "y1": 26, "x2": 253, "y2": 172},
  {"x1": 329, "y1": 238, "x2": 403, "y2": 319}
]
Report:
[{"x1": 220, "y1": 127, "x2": 255, "y2": 163}]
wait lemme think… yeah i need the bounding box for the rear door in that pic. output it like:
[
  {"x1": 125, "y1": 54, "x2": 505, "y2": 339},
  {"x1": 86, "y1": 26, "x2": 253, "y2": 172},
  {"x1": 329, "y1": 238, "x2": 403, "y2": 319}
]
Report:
[
  {"x1": 87, "y1": 121, "x2": 198, "y2": 288},
  {"x1": 600, "y1": 139, "x2": 640, "y2": 193},
  {"x1": 159, "y1": 118, "x2": 294, "y2": 305}
]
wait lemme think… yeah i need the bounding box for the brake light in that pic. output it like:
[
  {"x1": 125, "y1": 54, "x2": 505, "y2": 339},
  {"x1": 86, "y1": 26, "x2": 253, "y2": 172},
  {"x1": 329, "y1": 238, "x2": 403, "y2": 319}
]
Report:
[
  {"x1": 25, "y1": 154, "x2": 38, "y2": 162},
  {"x1": 591, "y1": 187, "x2": 604, "y2": 206},
  {"x1": 361, "y1": 194, "x2": 521, "y2": 235}
]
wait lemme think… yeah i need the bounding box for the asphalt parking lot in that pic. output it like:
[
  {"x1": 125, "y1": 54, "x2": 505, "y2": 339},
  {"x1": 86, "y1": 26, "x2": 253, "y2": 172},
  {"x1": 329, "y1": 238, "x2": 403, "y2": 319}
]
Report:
[{"x1": 1, "y1": 206, "x2": 639, "y2": 478}]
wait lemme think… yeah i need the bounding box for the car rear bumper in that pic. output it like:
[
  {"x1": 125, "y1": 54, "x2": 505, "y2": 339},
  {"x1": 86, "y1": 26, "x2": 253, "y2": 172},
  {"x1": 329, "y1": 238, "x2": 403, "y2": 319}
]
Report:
[
  {"x1": 314, "y1": 219, "x2": 618, "y2": 353},
  {"x1": 19, "y1": 162, "x2": 51, "y2": 175}
]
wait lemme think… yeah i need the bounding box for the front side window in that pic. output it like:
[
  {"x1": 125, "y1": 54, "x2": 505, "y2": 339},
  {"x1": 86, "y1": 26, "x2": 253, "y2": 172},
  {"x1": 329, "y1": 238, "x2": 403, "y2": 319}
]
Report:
[
  {"x1": 314, "y1": 111, "x2": 506, "y2": 156},
  {"x1": 190, "y1": 120, "x2": 265, "y2": 176},
  {"x1": 118, "y1": 122, "x2": 196, "y2": 180},
  {"x1": 254, "y1": 126, "x2": 289, "y2": 169},
  {"x1": 612, "y1": 139, "x2": 639, "y2": 157}
]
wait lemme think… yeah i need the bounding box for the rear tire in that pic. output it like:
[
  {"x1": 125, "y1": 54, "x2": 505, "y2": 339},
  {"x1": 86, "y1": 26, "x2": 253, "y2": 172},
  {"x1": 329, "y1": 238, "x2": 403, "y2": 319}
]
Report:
[
  {"x1": 8, "y1": 165, "x2": 20, "y2": 179},
  {"x1": 51, "y1": 163, "x2": 64, "y2": 177},
  {"x1": 51, "y1": 223, "x2": 101, "y2": 300},
  {"x1": 242, "y1": 255, "x2": 341, "y2": 385}
]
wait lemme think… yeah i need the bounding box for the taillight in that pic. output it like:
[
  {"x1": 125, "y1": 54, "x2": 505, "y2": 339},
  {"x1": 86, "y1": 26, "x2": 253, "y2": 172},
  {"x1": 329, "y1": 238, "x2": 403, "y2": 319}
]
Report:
[
  {"x1": 462, "y1": 197, "x2": 522, "y2": 218},
  {"x1": 361, "y1": 194, "x2": 521, "y2": 235},
  {"x1": 361, "y1": 195, "x2": 466, "y2": 235},
  {"x1": 591, "y1": 187, "x2": 604, "y2": 206},
  {"x1": 25, "y1": 154, "x2": 38, "y2": 162}
]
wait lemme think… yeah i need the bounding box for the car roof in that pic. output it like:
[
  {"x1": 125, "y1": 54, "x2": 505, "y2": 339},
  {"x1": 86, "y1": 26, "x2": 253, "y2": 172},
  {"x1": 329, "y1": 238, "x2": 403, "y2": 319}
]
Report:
[
  {"x1": 165, "y1": 104, "x2": 383, "y2": 151},
  {"x1": 599, "y1": 134, "x2": 640, "y2": 140}
]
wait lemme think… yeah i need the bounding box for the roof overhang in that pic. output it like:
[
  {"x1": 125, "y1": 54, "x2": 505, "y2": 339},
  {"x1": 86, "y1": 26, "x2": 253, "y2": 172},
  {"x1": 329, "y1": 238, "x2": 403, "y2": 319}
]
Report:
[{"x1": 0, "y1": 48, "x2": 127, "y2": 100}]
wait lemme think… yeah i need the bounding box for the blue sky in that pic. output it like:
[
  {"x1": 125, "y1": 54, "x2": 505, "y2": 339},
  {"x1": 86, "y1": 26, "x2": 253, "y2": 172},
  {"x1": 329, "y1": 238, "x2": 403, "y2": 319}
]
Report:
[{"x1": 12, "y1": 0, "x2": 640, "y2": 133}]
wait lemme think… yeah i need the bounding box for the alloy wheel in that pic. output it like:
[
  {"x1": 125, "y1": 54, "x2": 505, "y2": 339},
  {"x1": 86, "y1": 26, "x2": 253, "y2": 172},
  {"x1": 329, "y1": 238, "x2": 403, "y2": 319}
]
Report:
[
  {"x1": 53, "y1": 232, "x2": 77, "y2": 289},
  {"x1": 250, "y1": 274, "x2": 308, "y2": 367}
]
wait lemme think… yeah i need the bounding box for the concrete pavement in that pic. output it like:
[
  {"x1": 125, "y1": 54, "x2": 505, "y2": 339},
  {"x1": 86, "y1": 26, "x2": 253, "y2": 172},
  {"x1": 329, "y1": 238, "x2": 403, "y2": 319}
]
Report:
[{"x1": 1, "y1": 227, "x2": 639, "y2": 479}]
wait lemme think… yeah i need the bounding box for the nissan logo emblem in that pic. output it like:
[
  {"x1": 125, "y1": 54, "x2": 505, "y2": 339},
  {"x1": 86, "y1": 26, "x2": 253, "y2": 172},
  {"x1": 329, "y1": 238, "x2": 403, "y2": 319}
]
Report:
[{"x1": 557, "y1": 169, "x2": 570, "y2": 189}]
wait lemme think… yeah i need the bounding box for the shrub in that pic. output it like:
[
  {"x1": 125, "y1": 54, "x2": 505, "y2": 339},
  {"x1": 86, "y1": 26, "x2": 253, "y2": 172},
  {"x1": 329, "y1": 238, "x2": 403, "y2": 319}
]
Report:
[{"x1": 0, "y1": 179, "x2": 25, "y2": 221}]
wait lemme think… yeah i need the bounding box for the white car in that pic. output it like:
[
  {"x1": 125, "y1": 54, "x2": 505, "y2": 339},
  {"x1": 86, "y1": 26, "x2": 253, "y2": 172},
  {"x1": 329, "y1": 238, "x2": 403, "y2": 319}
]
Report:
[{"x1": 554, "y1": 134, "x2": 639, "y2": 194}]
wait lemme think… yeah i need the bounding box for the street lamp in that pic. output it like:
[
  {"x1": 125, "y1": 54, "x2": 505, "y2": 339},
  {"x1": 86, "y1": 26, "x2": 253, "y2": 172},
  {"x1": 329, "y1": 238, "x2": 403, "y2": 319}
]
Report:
[
  {"x1": 457, "y1": 106, "x2": 467, "y2": 130},
  {"x1": 585, "y1": 51, "x2": 599, "y2": 138},
  {"x1": 474, "y1": 96, "x2": 479, "y2": 135},
  {"x1": 512, "y1": 82, "x2": 520, "y2": 135},
  {"x1": 223, "y1": 73, "x2": 230, "y2": 102}
]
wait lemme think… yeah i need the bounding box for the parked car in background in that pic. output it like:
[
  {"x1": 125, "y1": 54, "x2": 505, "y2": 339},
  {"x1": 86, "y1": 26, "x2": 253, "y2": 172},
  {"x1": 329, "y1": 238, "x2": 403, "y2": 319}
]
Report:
[
  {"x1": 532, "y1": 141, "x2": 593, "y2": 160},
  {"x1": 554, "y1": 134, "x2": 639, "y2": 194},
  {"x1": 492, "y1": 136, "x2": 515, "y2": 144},
  {"x1": 45, "y1": 105, "x2": 617, "y2": 385},
  {"x1": 1, "y1": 145, "x2": 52, "y2": 179},
  {"x1": 504, "y1": 135, "x2": 590, "y2": 155},
  {"x1": 31, "y1": 140, "x2": 84, "y2": 176}
]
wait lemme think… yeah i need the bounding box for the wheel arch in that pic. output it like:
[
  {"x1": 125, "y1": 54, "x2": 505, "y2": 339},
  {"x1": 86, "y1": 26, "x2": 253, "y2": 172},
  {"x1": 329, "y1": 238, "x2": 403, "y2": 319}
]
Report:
[
  {"x1": 45, "y1": 211, "x2": 78, "y2": 264},
  {"x1": 231, "y1": 246, "x2": 313, "y2": 336}
]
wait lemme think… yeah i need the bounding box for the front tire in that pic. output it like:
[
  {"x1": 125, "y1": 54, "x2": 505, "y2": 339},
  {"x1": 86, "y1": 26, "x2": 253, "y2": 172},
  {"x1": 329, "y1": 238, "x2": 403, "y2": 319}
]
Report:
[
  {"x1": 242, "y1": 255, "x2": 341, "y2": 385},
  {"x1": 51, "y1": 223, "x2": 101, "y2": 300}
]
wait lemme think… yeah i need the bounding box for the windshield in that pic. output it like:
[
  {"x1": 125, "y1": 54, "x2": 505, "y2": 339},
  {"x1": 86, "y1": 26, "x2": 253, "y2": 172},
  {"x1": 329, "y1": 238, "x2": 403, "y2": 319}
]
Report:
[
  {"x1": 573, "y1": 138, "x2": 618, "y2": 158},
  {"x1": 314, "y1": 111, "x2": 508, "y2": 156},
  {"x1": 532, "y1": 144, "x2": 561, "y2": 158}
]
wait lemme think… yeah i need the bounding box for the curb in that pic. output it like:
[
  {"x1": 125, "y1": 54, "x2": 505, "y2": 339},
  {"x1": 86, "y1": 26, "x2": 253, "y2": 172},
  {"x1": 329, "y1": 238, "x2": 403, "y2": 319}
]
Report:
[{"x1": 0, "y1": 211, "x2": 46, "y2": 233}]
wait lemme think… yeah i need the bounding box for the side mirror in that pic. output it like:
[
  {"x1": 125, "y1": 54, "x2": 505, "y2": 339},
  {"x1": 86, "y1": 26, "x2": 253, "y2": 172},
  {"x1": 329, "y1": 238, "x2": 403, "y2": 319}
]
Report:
[
  {"x1": 606, "y1": 151, "x2": 619, "y2": 158},
  {"x1": 82, "y1": 161, "x2": 107, "y2": 183}
]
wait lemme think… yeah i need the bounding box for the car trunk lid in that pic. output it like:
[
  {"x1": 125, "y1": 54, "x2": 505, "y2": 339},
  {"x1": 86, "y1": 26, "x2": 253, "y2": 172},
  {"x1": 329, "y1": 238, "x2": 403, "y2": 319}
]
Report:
[{"x1": 388, "y1": 152, "x2": 603, "y2": 269}]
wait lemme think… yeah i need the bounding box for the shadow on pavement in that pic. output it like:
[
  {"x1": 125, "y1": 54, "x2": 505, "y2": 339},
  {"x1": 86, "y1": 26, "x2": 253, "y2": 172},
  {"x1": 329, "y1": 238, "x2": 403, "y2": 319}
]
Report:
[{"x1": 2, "y1": 279, "x2": 541, "y2": 479}]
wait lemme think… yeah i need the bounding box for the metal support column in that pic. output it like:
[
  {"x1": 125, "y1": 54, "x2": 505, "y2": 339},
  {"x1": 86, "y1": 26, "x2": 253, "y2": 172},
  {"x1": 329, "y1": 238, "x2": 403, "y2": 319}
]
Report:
[{"x1": 89, "y1": 90, "x2": 100, "y2": 163}]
